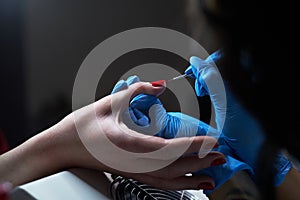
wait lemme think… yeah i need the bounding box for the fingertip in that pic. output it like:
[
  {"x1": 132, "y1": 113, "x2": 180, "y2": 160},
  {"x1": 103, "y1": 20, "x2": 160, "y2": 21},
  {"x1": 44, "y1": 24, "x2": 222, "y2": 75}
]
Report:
[
  {"x1": 151, "y1": 82, "x2": 166, "y2": 96},
  {"x1": 190, "y1": 55, "x2": 201, "y2": 63},
  {"x1": 190, "y1": 56, "x2": 208, "y2": 69},
  {"x1": 126, "y1": 75, "x2": 140, "y2": 85},
  {"x1": 117, "y1": 79, "x2": 126, "y2": 84},
  {"x1": 184, "y1": 66, "x2": 192, "y2": 74},
  {"x1": 111, "y1": 79, "x2": 128, "y2": 94},
  {"x1": 128, "y1": 82, "x2": 165, "y2": 99},
  {"x1": 151, "y1": 80, "x2": 166, "y2": 87}
]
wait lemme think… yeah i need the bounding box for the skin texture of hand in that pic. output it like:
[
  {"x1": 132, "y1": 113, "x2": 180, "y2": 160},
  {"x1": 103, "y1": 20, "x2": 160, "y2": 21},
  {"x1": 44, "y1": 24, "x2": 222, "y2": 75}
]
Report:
[{"x1": 0, "y1": 81, "x2": 226, "y2": 191}]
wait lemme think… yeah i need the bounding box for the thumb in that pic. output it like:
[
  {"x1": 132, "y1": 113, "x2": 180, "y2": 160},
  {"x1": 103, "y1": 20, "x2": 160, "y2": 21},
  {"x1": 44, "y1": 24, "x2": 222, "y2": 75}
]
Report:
[
  {"x1": 117, "y1": 82, "x2": 167, "y2": 136},
  {"x1": 129, "y1": 81, "x2": 166, "y2": 97},
  {"x1": 109, "y1": 81, "x2": 165, "y2": 119}
]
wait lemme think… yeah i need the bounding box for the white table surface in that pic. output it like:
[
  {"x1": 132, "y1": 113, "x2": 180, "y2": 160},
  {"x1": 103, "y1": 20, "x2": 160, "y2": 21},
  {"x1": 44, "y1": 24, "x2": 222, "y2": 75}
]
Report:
[{"x1": 9, "y1": 168, "x2": 209, "y2": 200}]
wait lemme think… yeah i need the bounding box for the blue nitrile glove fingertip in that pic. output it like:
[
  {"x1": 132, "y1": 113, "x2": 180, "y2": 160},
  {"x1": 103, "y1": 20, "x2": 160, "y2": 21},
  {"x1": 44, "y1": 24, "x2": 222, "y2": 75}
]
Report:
[
  {"x1": 273, "y1": 153, "x2": 292, "y2": 186},
  {"x1": 130, "y1": 107, "x2": 149, "y2": 126},
  {"x1": 205, "y1": 50, "x2": 223, "y2": 63},
  {"x1": 184, "y1": 66, "x2": 195, "y2": 78},
  {"x1": 128, "y1": 107, "x2": 138, "y2": 122},
  {"x1": 111, "y1": 79, "x2": 128, "y2": 94},
  {"x1": 189, "y1": 57, "x2": 203, "y2": 78},
  {"x1": 130, "y1": 94, "x2": 162, "y2": 113},
  {"x1": 111, "y1": 75, "x2": 140, "y2": 94},
  {"x1": 126, "y1": 75, "x2": 140, "y2": 85},
  {"x1": 189, "y1": 56, "x2": 203, "y2": 66}
]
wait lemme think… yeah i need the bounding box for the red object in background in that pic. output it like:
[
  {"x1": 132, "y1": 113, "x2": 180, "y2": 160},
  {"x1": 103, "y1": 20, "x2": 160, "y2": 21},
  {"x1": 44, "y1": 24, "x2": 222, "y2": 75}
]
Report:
[
  {"x1": 0, "y1": 182, "x2": 12, "y2": 200},
  {"x1": 0, "y1": 129, "x2": 9, "y2": 155}
]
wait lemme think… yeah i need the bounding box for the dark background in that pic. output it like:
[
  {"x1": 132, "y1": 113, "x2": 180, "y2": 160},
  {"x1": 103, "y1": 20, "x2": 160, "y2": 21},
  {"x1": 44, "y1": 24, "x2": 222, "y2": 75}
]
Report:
[{"x1": 0, "y1": 0, "x2": 216, "y2": 148}]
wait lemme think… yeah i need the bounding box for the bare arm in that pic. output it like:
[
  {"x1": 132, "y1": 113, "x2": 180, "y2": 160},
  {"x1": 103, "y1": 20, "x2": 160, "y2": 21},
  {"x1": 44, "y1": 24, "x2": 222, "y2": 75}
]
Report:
[
  {"x1": 0, "y1": 82, "x2": 226, "y2": 191},
  {"x1": 0, "y1": 123, "x2": 83, "y2": 186}
]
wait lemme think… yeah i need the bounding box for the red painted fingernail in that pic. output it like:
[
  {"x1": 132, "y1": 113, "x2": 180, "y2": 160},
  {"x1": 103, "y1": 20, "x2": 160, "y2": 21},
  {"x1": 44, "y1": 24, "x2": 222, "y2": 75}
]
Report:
[
  {"x1": 213, "y1": 142, "x2": 219, "y2": 148},
  {"x1": 0, "y1": 182, "x2": 12, "y2": 200},
  {"x1": 198, "y1": 182, "x2": 214, "y2": 190},
  {"x1": 151, "y1": 80, "x2": 166, "y2": 87},
  {"x1": 211, "y1": 157, "x2": 226, "y2": 166}
]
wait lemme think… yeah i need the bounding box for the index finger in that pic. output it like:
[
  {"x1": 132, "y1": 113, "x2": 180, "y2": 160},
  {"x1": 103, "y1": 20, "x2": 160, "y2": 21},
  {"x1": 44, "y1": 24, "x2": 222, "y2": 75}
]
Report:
[{"x1": 131, "y1": 135, "x2": 219, "y2": 160}]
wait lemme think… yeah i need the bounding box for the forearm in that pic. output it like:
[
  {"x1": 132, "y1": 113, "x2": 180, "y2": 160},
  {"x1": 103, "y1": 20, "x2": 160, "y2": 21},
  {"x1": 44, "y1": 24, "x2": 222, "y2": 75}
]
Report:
[
  {"x1": 276, "y1": 167, "x2": 300, "y2": 200},
  {"x1": 0, "y1": 120, "x2": 76, "y2": 187}
]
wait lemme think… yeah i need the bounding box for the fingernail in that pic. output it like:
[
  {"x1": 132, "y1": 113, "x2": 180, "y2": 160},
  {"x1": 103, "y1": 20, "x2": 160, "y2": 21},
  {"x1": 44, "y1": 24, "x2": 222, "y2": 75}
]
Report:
[
  {"x1": 198, "y1": 182, "x2": 214, "y2": 190},
  {"x1": 151, "y1": 80, "x2": 166, "y2": 87},
  {"x1": 213, "y1": 142, "x2": 219, "y2": 148},
  {"x1": 211, "y1": 157, "x2": 226, "y2": 166}
]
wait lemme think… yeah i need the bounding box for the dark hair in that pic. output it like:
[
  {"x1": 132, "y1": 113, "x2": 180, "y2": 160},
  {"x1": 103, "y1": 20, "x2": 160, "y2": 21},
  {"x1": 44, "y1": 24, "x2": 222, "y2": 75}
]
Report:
[{"x1": 199, "y1": 0, "x2": 299, "y2": 198}]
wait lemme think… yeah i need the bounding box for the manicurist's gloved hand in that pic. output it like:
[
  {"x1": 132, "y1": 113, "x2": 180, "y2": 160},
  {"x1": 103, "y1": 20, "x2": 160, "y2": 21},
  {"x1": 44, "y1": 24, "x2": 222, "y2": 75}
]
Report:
[
  {"x1": 185, "y1": 50, "x2": 292, "y2": 187},
  {"x1": 111, "y1": 75, "x2": 210, "y2": 138},
  {"x1": 111, "y1": 75, "x2": 253, "y2": 192}
]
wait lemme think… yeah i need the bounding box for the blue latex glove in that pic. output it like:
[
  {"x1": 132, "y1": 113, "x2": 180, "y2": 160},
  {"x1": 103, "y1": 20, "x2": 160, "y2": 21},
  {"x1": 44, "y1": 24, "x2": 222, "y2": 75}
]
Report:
[
  {"x1": 111, "y1": 75, "x2": 208, "y2": 137},
  {"x1": 158, "y1": 112, "x2": 254, "y2": 195},
  {"x1": 111, "y1": 75, "x2": 253, "y2": 193},
  {"x1": 185, "y1": 50, "x2": 292, "y2": 186},
  {"x1": 111, "y1": 75, "x2": 150, "y2": 127},
  {"x1": 194, "y1": 145, "x2": 253, "y2": 195}
]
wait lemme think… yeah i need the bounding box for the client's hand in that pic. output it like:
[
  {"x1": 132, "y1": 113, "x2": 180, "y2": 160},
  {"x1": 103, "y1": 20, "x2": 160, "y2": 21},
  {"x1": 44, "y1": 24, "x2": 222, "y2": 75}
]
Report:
[
  {"x1": 0, "y1": 79, "x2": 223, "y2": 192},
  {"x1": 112, "y1": 75, "x2": 252, "y2": 193}
]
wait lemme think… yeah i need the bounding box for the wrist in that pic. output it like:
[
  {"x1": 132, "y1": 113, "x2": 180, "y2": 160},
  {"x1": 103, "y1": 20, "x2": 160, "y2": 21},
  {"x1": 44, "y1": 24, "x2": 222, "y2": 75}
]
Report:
[
  {"x1": 52, "y1": 113, "x2": 110, "y2": 172},
  {"x1": 0, "y1": 117, "x2": 76, "y2": 186}
]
